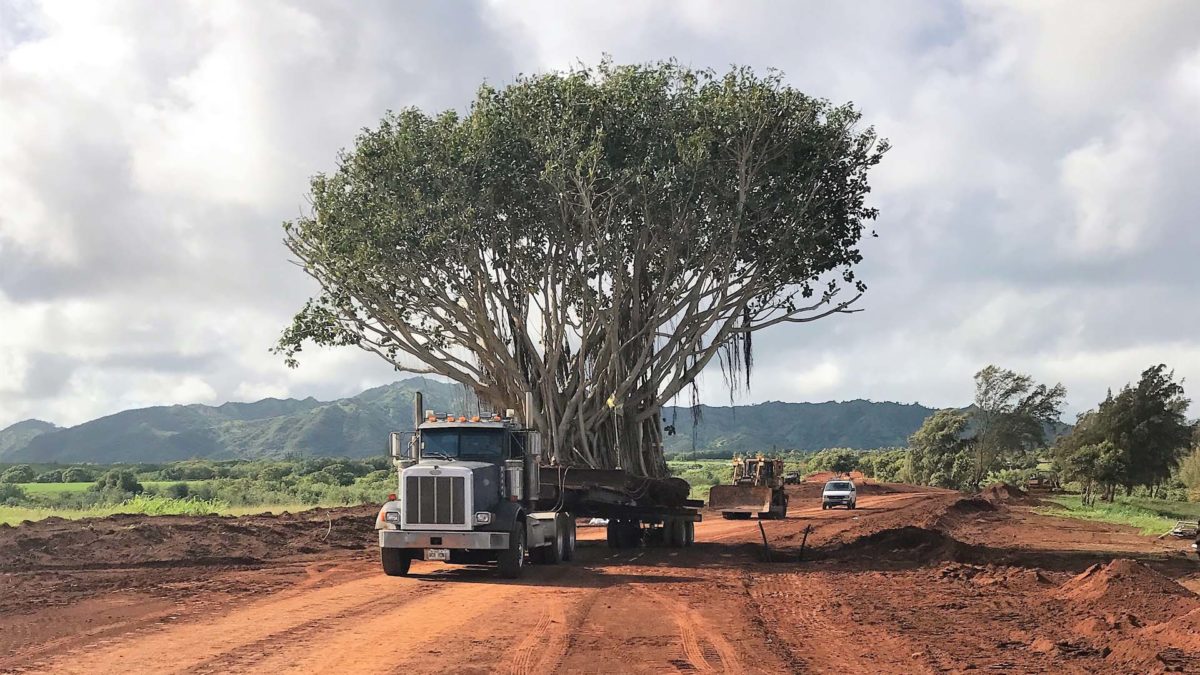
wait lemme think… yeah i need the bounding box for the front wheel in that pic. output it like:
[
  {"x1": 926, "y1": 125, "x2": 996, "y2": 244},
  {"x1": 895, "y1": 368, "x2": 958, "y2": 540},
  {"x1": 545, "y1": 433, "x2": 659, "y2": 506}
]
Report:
[
  {"x1": 381, "y1": 548, "x2": 412, "y2": 577},
  {"x1": 498, "y1": 525, "x2": 527, "y2": 579}
]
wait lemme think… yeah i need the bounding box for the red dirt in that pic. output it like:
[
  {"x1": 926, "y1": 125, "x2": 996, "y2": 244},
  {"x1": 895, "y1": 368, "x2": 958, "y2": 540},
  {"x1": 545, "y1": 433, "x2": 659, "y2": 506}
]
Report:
[
  {"x1": 2, "y1": 476, "x2": 1198, "y2": 673},
  {"x1": 978, "y1": 482, "x2": 1046, "y2": 506}
]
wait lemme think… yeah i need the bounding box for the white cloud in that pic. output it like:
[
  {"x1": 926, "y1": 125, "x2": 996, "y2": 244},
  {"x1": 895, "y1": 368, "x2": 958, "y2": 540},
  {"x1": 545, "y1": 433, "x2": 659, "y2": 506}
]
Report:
[
  {"x1": 1059, "y1": 114, "x2": 1169, "y2": 256},
  {"x1": 0, "y1": 0, "x2": 1198, "y2": 429}
]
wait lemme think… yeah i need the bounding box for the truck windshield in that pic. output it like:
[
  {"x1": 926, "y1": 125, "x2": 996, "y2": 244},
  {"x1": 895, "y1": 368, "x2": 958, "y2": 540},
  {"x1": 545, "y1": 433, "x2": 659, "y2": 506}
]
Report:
[{"x1": 421, "y1": 429, "x2": 505, "y2": 461}]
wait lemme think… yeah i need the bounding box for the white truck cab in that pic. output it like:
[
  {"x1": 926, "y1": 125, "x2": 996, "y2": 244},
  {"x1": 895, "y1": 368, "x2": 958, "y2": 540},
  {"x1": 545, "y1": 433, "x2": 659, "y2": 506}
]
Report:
[{"x1": 821, "y1": 479, "x2": 857, "y2": 510}]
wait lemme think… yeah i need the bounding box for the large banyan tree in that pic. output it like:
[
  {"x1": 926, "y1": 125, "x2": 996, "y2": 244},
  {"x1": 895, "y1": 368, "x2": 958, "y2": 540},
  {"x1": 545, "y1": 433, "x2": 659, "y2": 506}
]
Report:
[{"x1": 277, "y1": 62, "x2": 887, "y2": 477}]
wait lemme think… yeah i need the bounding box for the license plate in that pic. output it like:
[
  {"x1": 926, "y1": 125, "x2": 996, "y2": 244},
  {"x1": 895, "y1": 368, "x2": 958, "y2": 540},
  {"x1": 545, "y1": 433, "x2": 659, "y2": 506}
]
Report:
[{"x1": 424, "y1": 548, "x2": 450, "y2": 561}]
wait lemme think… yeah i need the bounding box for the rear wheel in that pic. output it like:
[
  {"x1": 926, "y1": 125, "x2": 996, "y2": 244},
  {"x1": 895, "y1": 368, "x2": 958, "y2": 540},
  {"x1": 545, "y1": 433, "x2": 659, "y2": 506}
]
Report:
[
  {"x1": 666, "y1": 518, "x2": 686, "y2": 547},
  {"x1": 619, "y1": 520, "x2": 642, "y2": 548},
  {"x1": 562, "y1": 516, "x2": 577, "y2": 561},
  {"x1": 547, "y1": 517, "x2": 566, "y2": 564},
  {"x1": 606, "y1": 520, "x2": 621, "y2": 548},
  {"x1": 381, "y1": 548, "x2": 411, "y2": 577},
  {"x1": 498, "y1": 525, "x2": 526, "y2": 579},
  {"x1": 683, "y1": 520, "x2": 695, "y2": 547}
]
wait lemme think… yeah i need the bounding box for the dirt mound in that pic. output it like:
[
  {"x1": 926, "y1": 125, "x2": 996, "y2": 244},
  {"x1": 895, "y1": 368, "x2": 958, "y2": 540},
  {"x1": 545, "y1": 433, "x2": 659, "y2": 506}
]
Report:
[
  {"x1": 0, "y1": 506, "x2": 377, "y2": 572},
  {"x1": 978, "y1": 483, "x2": 1043, "y2": 505},
  {"x1": 1055, "y1": 559, "x2": 1200, "y2": 625},
  {"x1": 1090, "y1": 606, "x2": 1200, "y2": 672},
  {"x1": 832, "y1": 526, "x2": 978, "y2": 562},
  {"x1": 946, "y1": 496, "x2": 997, "y2": 514},
  {"x1": 855, "y1": 482, "x2": 898, "y2": 496}
]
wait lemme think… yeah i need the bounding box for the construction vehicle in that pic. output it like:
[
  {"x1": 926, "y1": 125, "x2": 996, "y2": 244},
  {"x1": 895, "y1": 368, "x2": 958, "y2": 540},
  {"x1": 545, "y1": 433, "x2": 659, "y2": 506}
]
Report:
[
  {"x1": 708, "y1": 455, "x2": 789, "y2": 520},
  {"x1": 375, "y1": 392, "x2": 703, "y2": 579}
]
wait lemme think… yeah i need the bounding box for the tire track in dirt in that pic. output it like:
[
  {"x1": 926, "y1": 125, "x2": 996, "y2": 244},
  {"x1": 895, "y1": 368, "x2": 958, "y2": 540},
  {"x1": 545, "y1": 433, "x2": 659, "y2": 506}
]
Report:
[
  {"x1": 499, "y1": 585, "x2": 592, "y2": 675},
  {"x1": 742, "y1": 570, "x2": 934, "y2": 674},
  {"x1": 12, "y1": 567, "x2": 442, "y2": 675},
  {"x1": 635, "y1": 586, "x2": 744, "y2": 674}
]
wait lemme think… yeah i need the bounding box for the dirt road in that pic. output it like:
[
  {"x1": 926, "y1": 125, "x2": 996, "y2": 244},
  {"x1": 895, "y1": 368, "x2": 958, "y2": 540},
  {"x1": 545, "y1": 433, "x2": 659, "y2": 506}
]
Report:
[{"x1": 3, "y1": 480, "x2": 1199, "y2": 673}]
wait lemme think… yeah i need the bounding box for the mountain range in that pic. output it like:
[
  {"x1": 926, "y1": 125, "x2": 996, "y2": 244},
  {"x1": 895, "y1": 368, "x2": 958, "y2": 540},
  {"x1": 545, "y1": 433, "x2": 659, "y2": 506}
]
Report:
[{"x1": 1, "y1": 378, "x2": 943, "y2": 463}]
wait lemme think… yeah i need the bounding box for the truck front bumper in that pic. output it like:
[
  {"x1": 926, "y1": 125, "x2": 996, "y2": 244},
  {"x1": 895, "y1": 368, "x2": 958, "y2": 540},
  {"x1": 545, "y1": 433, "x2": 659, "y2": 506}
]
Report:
[{"x1": 379, "y1": 529, "x2": 510, "y2": 550}]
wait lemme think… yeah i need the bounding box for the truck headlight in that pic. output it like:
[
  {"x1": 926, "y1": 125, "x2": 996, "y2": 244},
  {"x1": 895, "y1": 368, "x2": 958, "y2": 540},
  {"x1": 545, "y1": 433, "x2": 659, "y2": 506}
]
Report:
[
  {"x1": 384, "y1": 511, "x2": 401, "y2": 524},
  {"x1": 474, "y1": 511, "x2": 493, "y2": 525}
]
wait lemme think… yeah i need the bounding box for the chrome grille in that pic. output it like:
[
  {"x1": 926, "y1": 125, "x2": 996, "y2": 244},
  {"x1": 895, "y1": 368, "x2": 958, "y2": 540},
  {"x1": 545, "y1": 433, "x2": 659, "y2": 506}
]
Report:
[{"x1": 404, "y1": 475, "x2": 466, "y2": 525}]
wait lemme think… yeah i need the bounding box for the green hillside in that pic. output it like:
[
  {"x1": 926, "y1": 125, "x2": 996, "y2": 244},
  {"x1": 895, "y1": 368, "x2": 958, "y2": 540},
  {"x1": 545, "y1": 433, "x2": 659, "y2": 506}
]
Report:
[
  {"x1": 2, "y1": 380, "x2": 951, "y2": 463},
  {"x1": 0, "y1": 419, "x2": 59, "y2": 460},
  {"x1": 4, "y1": 378, "x2": 463, "y2": 463},
  {"x1": 662, "y1": 399, "x2": 936, "y2": 455}
]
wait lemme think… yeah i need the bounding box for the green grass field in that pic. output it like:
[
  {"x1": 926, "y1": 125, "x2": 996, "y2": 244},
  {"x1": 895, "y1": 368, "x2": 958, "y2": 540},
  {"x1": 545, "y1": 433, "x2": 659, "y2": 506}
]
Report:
[
  {"x1": 1036, "y1": 494, "x2": 1200, "y2": 536},
  {"x1": 15, "y1": 482, "x2": 93, "y2": 494},
  {"x1": 0, "y1": 495, "x2": 321, "y2": 526}
]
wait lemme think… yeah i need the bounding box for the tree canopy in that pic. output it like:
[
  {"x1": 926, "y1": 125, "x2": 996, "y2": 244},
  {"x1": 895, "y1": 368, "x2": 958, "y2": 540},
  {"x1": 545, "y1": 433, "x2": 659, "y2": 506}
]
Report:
[
  {"x1": 907, "y1": 366, "x2": 1064, "y2": 490},
  {"x1": 277, "y1": 61, "x2": 887, "y2": 476},
  {"x1": 1054, "y1": 364, "x2": 1192, "y2": 502}
]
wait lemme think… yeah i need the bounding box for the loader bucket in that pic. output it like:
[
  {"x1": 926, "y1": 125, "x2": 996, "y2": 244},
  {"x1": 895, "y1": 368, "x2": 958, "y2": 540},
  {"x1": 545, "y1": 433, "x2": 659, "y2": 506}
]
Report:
[{"x1": 708, "y1": 485, "x2": 773, "y2": 514}]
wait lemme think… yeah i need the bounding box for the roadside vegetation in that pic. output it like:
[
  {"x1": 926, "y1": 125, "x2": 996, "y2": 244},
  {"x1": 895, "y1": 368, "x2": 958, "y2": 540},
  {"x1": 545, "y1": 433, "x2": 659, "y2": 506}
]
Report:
[
  {"x1": 0, "y1": 457, "x2": 397, "y2": 524},
  {"x1": 1036, "y1": 494, "x2": 1200, "y2": 535}
]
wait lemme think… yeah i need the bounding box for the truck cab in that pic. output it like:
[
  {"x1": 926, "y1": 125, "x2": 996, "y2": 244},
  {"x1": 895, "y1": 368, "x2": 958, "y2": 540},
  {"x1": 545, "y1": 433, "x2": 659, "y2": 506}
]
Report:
[{"x1": 376, "y1": 404, "x2": 575, "y2": 579}]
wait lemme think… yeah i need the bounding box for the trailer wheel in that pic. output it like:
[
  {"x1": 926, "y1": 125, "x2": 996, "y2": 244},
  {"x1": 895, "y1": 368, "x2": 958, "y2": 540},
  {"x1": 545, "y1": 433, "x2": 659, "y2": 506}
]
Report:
[
  {"x1": 622, "y1": 520, "x2": 643, "y2": 548},
  {"x1": 673, "y1": 519, "x2": 690, "y2": 547},
  {"x1": 498, "y1": 525, "x2": 526, "y2": 579},
  {"x1": 684, "y1": 520, "x2": 695, "y2": 546},
  {"x1": 381, "y1": 548, "x2": 411, "y2": 577},
  {"x1": 608, "y1": 519, "x2": 640, "y2": 549}
]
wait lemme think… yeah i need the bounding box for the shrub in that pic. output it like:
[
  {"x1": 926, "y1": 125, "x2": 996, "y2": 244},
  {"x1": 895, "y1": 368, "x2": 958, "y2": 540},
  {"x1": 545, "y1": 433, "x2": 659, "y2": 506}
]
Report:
[
  {"x1": 61, "y1": 467, "x2": 96, "y2": 482},
  {"x1": 34, "y1": 470, "x2": 64, "y2": 483},
  {"x1": 1, "y1": 465, "x2": 36, "y2": 483},
  {"x1": 164, "y1": 482, "x2": 191, "y2": 499},
  {"x1": 93, "y1": 470, "x2": 143, "y2": 495},
  {"x1": 0, "y1": 482, "x2": 26, "y2": 504}
]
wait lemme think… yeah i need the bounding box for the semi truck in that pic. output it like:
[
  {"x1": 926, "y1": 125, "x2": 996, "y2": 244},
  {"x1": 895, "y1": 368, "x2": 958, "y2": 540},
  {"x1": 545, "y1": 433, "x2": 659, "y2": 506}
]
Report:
[{"x1": 375, "y1": 392, "x2": 703, "y2": 578}]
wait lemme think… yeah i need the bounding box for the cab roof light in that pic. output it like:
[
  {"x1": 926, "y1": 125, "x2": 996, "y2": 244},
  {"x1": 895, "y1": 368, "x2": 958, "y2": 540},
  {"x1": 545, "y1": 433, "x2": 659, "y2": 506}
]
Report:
[{"x1": 470, "y1": 416, "x2": 481, "y2": 422}]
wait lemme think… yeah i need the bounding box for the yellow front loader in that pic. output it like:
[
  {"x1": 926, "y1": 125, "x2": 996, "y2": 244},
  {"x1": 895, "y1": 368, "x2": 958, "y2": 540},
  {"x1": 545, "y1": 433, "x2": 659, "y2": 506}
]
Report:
[{"x1": 708, "y1": 455, "x2": 789, "y2": 520}]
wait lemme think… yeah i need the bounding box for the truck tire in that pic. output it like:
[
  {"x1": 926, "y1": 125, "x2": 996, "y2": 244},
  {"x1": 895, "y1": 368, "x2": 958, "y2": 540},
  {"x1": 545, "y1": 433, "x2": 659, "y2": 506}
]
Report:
[
  {"x1": 621, "y1": 520, "x2": 643, "y2": 548},
  {"x1": 562, "y1": 516, "x2": 577, "y2": 561},
  {"x1": 665, "y1": 518, "x2": 684, "y2": 547},
  {"x1": 542, "y1": 517, "x2": 565, "y2": 565},
  {"x1": 608, "y1": 519, "x2": 640, "y2": 549},
  {"x1": 498, "y1": 525, "x2": 526, "y2": 579},
  {"x1": 381, "y1": 548, "x2": 411, "y2": 577},
  {"x1": 684, "y1": 520, "x2": 695, "y2": 546}
]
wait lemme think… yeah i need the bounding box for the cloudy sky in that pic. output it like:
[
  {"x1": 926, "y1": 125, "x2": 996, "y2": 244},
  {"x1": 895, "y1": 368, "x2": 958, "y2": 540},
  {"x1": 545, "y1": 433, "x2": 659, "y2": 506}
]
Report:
[{"x1": 1, "y1": 0, "x2": 1198, "y2": 429}]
